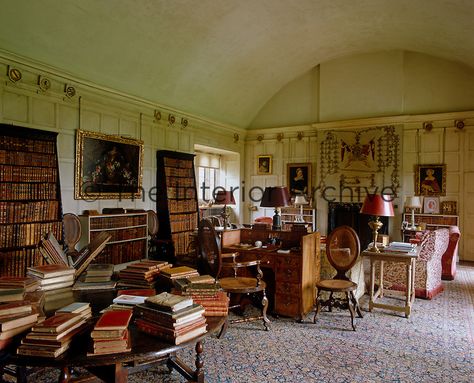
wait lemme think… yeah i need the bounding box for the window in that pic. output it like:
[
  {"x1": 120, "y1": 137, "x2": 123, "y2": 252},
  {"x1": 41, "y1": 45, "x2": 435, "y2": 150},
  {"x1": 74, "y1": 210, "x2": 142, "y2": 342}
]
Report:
[{"x1": 198, "y1": 166, "x2": 217, "y2": 202}]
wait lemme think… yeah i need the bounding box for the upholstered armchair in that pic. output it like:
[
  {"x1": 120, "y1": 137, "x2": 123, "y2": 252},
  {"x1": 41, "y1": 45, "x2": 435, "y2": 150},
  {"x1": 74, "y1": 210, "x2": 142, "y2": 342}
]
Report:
[
  {"x1": 382, "y1": 228, "x2": 450, "y2": 299},
  {"x1": 441, "y1": 226, "x2": 460, "y2": 280}
]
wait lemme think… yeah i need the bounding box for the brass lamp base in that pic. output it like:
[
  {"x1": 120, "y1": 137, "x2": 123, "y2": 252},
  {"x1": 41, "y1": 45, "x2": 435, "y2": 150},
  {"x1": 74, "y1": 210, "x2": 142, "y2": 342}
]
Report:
[{"x1": 368, "y1": 216, "x2": 383, "y2": 252}]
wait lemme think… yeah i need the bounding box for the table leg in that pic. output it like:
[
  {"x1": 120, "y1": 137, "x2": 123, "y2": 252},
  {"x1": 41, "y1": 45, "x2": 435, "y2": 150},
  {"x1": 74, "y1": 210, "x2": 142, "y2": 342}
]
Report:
[
  {"x1": 167, "y1": 340, "x2": 204, "y2": 383},
  {"x1": 411, "y1": 258, "x2": 416, "y2": 303},
  {"x1": 379, "y1": 260, "x2": 384, "y2": 298},
  {"x1": 405, "y1": 262, "x2": 412, "y2": 318},
  {"x1": 58, "y1": 367, "x2": 72, "y2": 383},
  {"x1": 369, "y1": 259, "x2": 375, "y2": 312}
]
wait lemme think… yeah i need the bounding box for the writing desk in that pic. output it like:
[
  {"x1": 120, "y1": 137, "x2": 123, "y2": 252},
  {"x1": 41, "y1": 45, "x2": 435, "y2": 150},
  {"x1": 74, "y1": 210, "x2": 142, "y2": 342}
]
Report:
[
  {"x1": 0, "y1": 290, "x2": 226, "y2": 383},
  {"x1": 221, "y1": 228, "x2": 320, "y2": 321},
  {"x1": 362, "y1": 247, "x2": 420, "y2": 318}
]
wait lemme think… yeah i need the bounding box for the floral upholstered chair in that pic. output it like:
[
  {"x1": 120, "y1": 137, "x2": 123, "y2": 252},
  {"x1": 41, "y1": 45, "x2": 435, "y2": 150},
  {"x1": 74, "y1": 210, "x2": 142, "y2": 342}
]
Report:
[{"x1": 382, "y1": 228, "x2": 450, "y2": 299}]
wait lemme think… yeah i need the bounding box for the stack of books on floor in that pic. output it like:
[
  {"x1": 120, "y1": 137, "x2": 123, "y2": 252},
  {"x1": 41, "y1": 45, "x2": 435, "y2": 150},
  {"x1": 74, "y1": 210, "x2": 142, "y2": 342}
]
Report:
[
  {"x1": 158, "y1": 266, "x2": 200, "y2": 288},
  {"x1": 0, "y1": 301, "x2": 39, "y2": 350},
  {"x1": 117, "y1": 260, "x2": 170, "y2": 289},
  {"x1": 18, "y1": 312, "x2": 88, "y2": 358},
  {"x1": 27, "y1": 264, "x2": 76, "y2": 291},
  {"x1": 134, "y1": 292, "x2": 207, "y2": 345},
  {"x1": 72, "y1": 263, "x2": 117, "y2": 291},
  {"x1": 173, "y1": 279, "x2": 229, "y2": 317},
  {"x1": 56, "y1": 302, "x2": 92, "y2": 320},
  {"x1": 89, "y1": 309, "x2": 132, "y2": 355}
]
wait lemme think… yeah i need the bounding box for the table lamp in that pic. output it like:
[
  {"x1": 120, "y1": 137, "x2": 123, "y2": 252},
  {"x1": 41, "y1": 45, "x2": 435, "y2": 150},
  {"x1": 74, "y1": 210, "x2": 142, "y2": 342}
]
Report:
[
  {"x1": 260, "y1": 186, "x2": 291, "y2": 230},
  {"x1": 214, "y1": 190, "x2": 236, "y2": 229},
  {"x1": 294, "y1": 195, "x2": 308, "y2": 223},
  {"x1": 405, "y1": 196, "x2": 422, "y2": 230},
  {"x1": 360, "y1": 194, "x2": 394, "y2": 252}
]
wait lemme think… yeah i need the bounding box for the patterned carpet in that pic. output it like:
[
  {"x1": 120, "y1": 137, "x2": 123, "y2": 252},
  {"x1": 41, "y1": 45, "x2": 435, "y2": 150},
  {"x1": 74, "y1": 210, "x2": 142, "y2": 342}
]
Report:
[{"x1": 31, "y1": 265, "x2": 473, "y2": 383}]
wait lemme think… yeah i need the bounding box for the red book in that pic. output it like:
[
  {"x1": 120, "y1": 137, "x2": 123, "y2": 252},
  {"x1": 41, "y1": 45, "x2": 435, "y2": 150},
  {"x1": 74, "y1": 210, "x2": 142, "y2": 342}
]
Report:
[
  {"x1": 32, "y1": 312, "x2": 83, "y2": 333},
  {"x1": 94, "y1": 310, "x2": 132, "y2": 331},
  {"x1": 116, "y1": 289, "x2": 155, "y2": 297}
]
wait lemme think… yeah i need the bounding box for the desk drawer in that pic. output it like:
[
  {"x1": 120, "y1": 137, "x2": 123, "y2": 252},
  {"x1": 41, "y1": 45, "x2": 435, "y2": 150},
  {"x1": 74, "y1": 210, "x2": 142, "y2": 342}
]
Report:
[
  {"x1": 258, "y1": 253, "x2": 274, "y2": 268},
  {"x1": 275, "y1": 255, "x2": 301, "y2": 282},
  {"x1": 275, "y1": 288, "x2": 299, "y2": 317}
]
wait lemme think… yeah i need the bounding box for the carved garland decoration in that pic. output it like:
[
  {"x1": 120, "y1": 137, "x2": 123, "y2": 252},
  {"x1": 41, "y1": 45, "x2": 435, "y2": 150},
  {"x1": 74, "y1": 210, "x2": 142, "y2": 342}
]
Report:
[{"x1": 319, "y1": 125, "x2": 400, "y2": 194}]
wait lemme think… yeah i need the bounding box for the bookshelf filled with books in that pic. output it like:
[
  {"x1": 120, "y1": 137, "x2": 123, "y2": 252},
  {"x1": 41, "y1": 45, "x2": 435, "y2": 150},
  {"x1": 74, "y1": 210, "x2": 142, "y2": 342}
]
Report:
[
  {"x1": 156, "y1": 151, "x2": 199, "y2": 265},
  {"x1": 0, "y1": 124, "x2": 63, "y2": 277},
  {"x1": 78, "y1": 212, "x2": 148, "y2": 265},
  {"x1": 281, "y1": 207, "x2": 316, "y2": 232}
]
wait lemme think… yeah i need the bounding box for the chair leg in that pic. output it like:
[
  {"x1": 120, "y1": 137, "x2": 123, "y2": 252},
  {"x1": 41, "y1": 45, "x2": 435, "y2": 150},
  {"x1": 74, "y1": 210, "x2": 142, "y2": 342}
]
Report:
[
  {"x1": 350, "y1": 290, "x2": 363, "y2": 318},
  {"x1": 328, "y1": 292, "x2": 334, "y2": 312},
  {"x1": 313, "y1": 290, "x2": 322, "y2": 323},
  {"x1": 346, "y1": 292, "x2": 356, "y2": 331},
  {"x1": 261, "y1": 289, "x2": 270, "y2": 331},
  {"x1": 217, "y1": 317, "x2": 229, "y2": 339}
]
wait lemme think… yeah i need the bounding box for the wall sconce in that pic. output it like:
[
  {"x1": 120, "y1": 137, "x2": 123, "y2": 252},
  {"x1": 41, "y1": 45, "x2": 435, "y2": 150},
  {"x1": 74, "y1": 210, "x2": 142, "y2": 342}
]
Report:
[
  {"x1": 154, "y1": 110, "x2": 162, "y2": 122},
  {"x1": 297, "y1": 132, "x2": 304, "y2": 140},
  {"x1": 168, "y1": 114, "x2": 176, "y2": 126},
  {"x1": 257, "y1": 135, "x2": 264, "y2": 142},
  {"x1": 233, "y1": 133, "x2": 240, "y2": 143},
  {"x1": 277, "y1": 133, "x2": 284, "y2": 142},
  {"x1": 38, "y1": 76, "x2": 51, "y2": 92},
  {"x1": 64, "y1": 84, "x2": 76, "y2": 98},
  {"x1": 180, "y1": 118, "x2": 188, "y2": 129},
  {"x1": 7, "y1": 66, "x2": 22, "y2": 83},
  {"x1": 455, "y1": 120, "x2": 465, "y2": 131},
  {"x1": 423, "y1": 122, "x2": 433, "y2": 132}
]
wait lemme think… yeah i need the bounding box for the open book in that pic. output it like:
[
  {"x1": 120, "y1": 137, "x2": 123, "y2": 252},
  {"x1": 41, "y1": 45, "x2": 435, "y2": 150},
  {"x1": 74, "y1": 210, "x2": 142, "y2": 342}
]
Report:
[{"x1": 38, "y1": 231, "x2": 111, "y2": 279}]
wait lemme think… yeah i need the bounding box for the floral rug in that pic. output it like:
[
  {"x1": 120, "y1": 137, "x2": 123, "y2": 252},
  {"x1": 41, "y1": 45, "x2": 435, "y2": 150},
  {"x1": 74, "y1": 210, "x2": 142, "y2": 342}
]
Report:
[{"x1": 29, "y1": 265, "x2": 474, "y2": 383}]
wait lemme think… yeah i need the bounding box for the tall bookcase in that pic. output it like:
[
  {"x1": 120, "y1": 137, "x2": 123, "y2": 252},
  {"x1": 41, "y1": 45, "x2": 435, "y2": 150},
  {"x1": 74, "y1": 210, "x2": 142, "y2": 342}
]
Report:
[
  {"x1": 78, "y1": 212, "x2": 148, "y2": 265},
  {"x1": 156, "y1": 150, "x2": 199, "y2": 265},
  {"x1": 0, "y1": 124, "x2": 63, "y2": 276}
]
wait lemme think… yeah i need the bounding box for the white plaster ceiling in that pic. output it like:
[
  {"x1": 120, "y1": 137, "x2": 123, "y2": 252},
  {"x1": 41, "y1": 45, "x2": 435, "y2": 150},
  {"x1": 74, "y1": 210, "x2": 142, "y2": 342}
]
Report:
[{"x1": 0, "y1": 0, "x2": 473, "y2": 128}]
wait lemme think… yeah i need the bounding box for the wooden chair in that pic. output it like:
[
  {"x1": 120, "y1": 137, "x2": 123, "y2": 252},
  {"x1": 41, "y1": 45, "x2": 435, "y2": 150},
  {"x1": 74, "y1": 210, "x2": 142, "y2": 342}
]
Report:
[
  {"x1": 63, "y1": 213, "x2": 82, "y2": 258},
  {"x1": 314, "y1": 225, "x2": 363, "y2": 331},
  {"x1": 197, "y1": 219, "x2": 270, "y2": 334}
]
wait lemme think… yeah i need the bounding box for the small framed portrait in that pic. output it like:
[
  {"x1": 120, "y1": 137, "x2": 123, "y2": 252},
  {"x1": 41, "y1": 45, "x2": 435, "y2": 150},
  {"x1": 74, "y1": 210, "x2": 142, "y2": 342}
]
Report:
[
  {"x1": 257, "y1": 155, "x2": 272, "y2": 175},
  {"x1": 287, "y1": 163, "x2": 312, "y2": 197},
  {"x1": 441, "y1": 200, "x2": 457, "y2": 215},
  {"x1": 423, "y1": 197, "x2": 440, "y2": 214},
  {"x1": 415, "y1": 164, "x2": 446, "y2": 196}
]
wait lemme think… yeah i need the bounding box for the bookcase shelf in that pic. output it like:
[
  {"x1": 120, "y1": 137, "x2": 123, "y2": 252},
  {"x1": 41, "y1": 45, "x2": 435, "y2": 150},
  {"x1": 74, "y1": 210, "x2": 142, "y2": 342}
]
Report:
[
  {"x1": 79, "y1": 212, "x2": 148, "y2": 265},
  {"x1": 0, "y1": 124, "x2": 63, "y2": 277},
  {"x1": 281, "y1": 207, "x2": 316, "y2": 232},
  {"x1": 156, "y1": 150, "x2": 199, "y2": 265}
]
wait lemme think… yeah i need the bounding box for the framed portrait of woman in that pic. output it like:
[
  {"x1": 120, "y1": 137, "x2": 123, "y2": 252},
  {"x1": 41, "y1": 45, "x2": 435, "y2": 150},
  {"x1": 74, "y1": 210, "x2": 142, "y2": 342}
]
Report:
[
  {"x1": 415, "y1": 164, "x2": 446, "y2": 196},
  {"x1": 257, "y1": 155, "x2": 272, "y2": 175},
  {"x1": 287, "y1": 163, "x2": 312, "y2": 197}
]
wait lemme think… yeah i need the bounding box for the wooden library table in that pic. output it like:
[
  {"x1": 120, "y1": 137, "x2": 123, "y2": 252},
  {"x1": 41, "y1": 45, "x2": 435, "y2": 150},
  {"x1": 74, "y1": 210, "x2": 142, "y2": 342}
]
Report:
[
  {"x1": 0, "y1": 290, "x2": 226, "y2": 383},
  {"x1": 362, "y1": 247, "x2": 420, "y2": 318}
]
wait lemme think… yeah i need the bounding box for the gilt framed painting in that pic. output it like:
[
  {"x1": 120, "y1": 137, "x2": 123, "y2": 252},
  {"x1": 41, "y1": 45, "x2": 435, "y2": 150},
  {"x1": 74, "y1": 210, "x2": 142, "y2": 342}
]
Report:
[
  {"x1": 74, "y1": 130, "x2": 144, "y2": 200},
  {"x1": 415, "y1": 164, "x2": 446, "y2": 196}
]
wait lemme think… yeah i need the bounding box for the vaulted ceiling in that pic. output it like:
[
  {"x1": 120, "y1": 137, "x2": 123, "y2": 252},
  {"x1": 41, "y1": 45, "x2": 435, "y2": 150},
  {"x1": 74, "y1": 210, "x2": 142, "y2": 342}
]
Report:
[{"x1": 1, "y1": 1, "x2": 473, "y2": 128}]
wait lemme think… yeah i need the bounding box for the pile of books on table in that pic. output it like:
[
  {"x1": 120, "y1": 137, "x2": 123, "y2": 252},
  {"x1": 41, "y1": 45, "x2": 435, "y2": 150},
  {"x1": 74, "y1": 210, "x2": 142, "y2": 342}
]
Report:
[
  {"x1": 117, "y1": 260, "x2": 169, "y2": 289},
  {"x1": 101, "y1": 289, "x2": 156, "y2": 313},
  {"x1": 384, "y1": 241, "x2": 417, "y2": 254},
  {"x1": 134, "y1": 292, "x2": 207, "y2": 345},
  {"x1": 158, "y1": 266, "x2": 200, "y2": 288},
  {"x1": 27, "y1": 264, "x2": 76, "y2": 291},
  {"x1": 56, "y1": 302, "x2": 92, "y2": 320},
  {"x1": 18, "y1": 312, "x2": 88, "y2": 358},
  {"x1": 72, "y1": 263, "x2": 117, "y2": 291},
  {"x1": 173, "y1": 278, "x2": 229, "y2": 317},
  {"x1": 0, "y1": 276, "x2": 40, "y2": 298},
  {"x1": 89, "y1": 309, "x2": 132, "y2": 355},
  {"x1": 0, "y1": 301, "x2": 39, "y2": 350}
]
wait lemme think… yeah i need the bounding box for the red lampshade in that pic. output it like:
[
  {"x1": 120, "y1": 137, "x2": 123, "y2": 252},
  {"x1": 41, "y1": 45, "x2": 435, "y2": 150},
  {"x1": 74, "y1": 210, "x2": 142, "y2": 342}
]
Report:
[
  {"x1": 360, "y1": 194, "x2": 394, "y2": 217},
  {"x1": 214, "y1": 190, "x2": 236, "y2": 205},
  {"x1": 260, "y1": 187, "x2": 291, "y2": 208}
]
